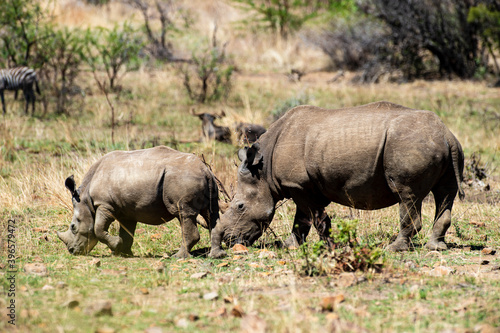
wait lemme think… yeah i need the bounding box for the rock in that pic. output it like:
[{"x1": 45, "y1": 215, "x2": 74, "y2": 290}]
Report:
[
  {"x1": 175, "y1": 318, "x2": 189, "y2": 328},
  {"x1": 208, "y1": 307, "x2": 227, "y2": 318},
  {"x1": 337, "y1": 272, "x2": 357, "y2": 288},
  {"x1": 24, "y1": 263, "x2": 48, "y2": 277},
  {"x1": 190, "y1": 272, "x2": 208, "y2": 279},
  {"x1": 42, "y1": 284, "x2": 54, "y2": 291},
  {"x1": 85, "y1": 300, "x2": 113, "y2": 317},
  {"x1": 203, "y1": 292, "x2": 219, "y2": 301}
]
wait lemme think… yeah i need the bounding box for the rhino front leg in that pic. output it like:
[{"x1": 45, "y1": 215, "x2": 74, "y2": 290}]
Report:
[
  {"x1": 284, "y1": 208, "x2": 312, "y2": 248},
  {"x1": 388, "y1": 196, "x2": 423, "y2": 252},
  {"x1": 94, "y1": 208, "x2": 123, "y2": 254},
  {"x1": 173, "y1": 214, "x2": 200, "y2": 259}
]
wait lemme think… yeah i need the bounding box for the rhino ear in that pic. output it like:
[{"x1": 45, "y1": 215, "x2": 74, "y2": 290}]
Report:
[
  {"x1": 65, "y1": 175, "x2": 77, "y2": 195},
  {"x1": 246, "y1": 143, "x2": 263, "y2": 167}
]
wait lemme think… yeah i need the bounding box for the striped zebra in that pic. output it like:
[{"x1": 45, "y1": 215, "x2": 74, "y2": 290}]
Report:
[{"x1": 0, "y1": 66, "x2": 41, "y2": 115}]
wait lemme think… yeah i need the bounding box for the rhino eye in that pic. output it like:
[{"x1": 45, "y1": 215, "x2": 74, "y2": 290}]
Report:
[{"x1": 236, "y1": 202, "x2": 245, "y2": 211}]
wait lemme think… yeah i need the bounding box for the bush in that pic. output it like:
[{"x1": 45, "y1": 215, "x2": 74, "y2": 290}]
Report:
[{"x1": 180, "y1": 44, "x2": 234, "y2": 104}]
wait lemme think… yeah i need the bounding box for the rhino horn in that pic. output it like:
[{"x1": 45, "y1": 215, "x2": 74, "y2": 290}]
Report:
[{"x1": 57, "y1": 229, "x2": 72, "y2": 245}]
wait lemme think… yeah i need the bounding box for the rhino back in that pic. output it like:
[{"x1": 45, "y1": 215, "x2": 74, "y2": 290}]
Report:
[
  {"x1": 262, "y1": 102, "x2": 452, "y2": 209},
  {"x1": 87, "y1": 146, "x2": 210, "y2": 223}
]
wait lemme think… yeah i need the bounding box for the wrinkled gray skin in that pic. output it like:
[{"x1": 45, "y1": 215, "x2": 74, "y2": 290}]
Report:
[
  {"x1": 213, "y1": 101, "x2": 464, "y2": 254},
  {"x1": 57, "y1": 146, "x2": 226, "y2": 258}
]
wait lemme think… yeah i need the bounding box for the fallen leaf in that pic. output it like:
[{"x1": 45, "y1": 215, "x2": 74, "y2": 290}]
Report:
[
  {"x1": 56, "y1": 281, "x2": 67, "y2": 289},
  {"x1": 232, "y1": 244, "x2": 249, "y2": 254},
  {"x1": 321, "y1": 294, "x2": 345, "y2": 312},
  {"x1": 217, "y1": 262, "x2": 230, "y2": 268},
  {"x1": 188, "y1": 314, "x2": 199, "y2": 321},
  {"x1": 39, "y1": 234, "x2": 49, "y2": 242},
  {"x1": 241, "y1": 314, "x2": 267, "y2": 333},
  {"x1": 24, "y1": 263, "x2": 48, "y2": 277},
  {"x1": 188, "y1": 259, "x2": 198, "y2": 264},
  {"x1": 232, "y1": 255, "x2": 243, "y2": 260},
  {"x1": 277, "y1": 260, "x2": 286, "y2": 265},
  {"x1": 470, "y1": 221, "x2": 485, "y2": 227},
  {"x1": 140, "y1": 288, "x2": 149, "y2": 295},
  {"x1": 428, "y1": 266, "x2": 454, "y2": 277},
  {"x1": 231, "y1": 304, "x2": 245, "y2": 317},
  {"x1": 249, "y1": 263, "x2": 263, "y2": 268},
  {"x1": 224, "y1": 296, "x2": 234, "y2": 304},
  {"x1": 190, "y1": 272, "x2": 208, "y2": 279},
  {"x1": 482, "y1": 248, "x2": 496, "y2": 255},
  {"x1": 32, "y1": 227, "x2": 49, "y2": 233},
  {"x1": 135, "y1": 228, "x2": 145, "y2": 235},
  {"x1": 208, "y1": 307, "x2": 228, "y2": 317}
]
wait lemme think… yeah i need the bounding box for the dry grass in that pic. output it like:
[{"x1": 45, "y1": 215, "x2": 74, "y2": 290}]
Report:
[{"x1": 0, "y1": 1, "x2": 499, "y2": 332}]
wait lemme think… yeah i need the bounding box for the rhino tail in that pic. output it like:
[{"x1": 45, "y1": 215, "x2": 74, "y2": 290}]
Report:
[{"x1": 446, "y1": 131, "x2": 465, "y2": 200}]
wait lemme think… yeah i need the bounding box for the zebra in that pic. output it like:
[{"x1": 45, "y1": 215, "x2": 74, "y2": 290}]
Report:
[{"x1": 0, "y1": 66, "x2": 41, "y2": 115}]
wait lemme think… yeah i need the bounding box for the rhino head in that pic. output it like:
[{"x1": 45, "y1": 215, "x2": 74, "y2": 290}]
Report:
[
  {"x1": 57, "y1": 175, "x2": 98, "y2": 255},
  {"x1": 216, "y1": 143, "x2": 276, "y2": 248}
]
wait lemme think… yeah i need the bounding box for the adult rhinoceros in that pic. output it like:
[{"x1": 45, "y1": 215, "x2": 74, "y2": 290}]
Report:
[
  {"x1": 211, "y1": 101, "x2": 464, "y2": 253},
  {"x1": 57, "y1": 146, "x2": 224, "y2": 258}
]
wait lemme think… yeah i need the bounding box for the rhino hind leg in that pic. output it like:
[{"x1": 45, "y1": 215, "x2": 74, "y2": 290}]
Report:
[
  {"x1": 118, "y1": 221, "x2": 137, "y2": 256},
  {"x1": 173, "y1": 214, "x2": 200, "y2": 259},
  {"x1": 387, "y1": 196, "x2": 423, "y2": 252},
  {"x1": 426, "y1": 180, "x2": 457, "y2": 251}
]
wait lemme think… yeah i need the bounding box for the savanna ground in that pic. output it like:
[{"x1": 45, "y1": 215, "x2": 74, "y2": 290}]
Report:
[{"x1": 1, "y1": 1, "x2": 500, "y2": 332}]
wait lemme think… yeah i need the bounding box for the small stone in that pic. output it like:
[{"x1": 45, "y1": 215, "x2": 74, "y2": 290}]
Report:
[
  {"x1": 85, "y1": 300, "x2": 113, "y2": 317},
  {"x1": 152, "y1": 261, "x2": 165, "y2": 273},
  {"x1": 404, "y1": 261, "x2": 417, "y2": 269},
  {"x1": 144, "y1": 327, "x2": 163, "y2": 333},
  {"x1": 56, "y1": 281, "x2": 68, "y2": 289},
  {"x1": 203, "y1": 292, "x2": 219, "y2": 301},
  {"x1": 258, "y1": 250, "x2": 277, "y2": 259},
  {"x1": 190, "y1": 272, "x2": 208, "y2": 279},
  {"x1": 42, "y1": 284, "x2": 54, "y2": 291}
]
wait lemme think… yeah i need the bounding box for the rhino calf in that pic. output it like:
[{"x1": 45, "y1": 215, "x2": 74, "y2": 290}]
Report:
[
  {"x1": 213, "y1": 101, "x2": 464, "y2": 253},
  {"x1": 57, "y1": 146, "x2": 225, "y2": 258}
]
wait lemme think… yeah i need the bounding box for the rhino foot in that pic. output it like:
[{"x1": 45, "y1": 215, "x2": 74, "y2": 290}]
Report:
[
  {"x1": 172, "y1": 249, "x2": 191, "y2": 259},
  {"x1": 208, "y1": 248, "x2": 227, "y2": 259},
  {"x1": 425, "y1": 240, "x2": 447, "y2": 251},
  {"x1": 386, "y1": 239, "x2": 410, "y2": 252}
]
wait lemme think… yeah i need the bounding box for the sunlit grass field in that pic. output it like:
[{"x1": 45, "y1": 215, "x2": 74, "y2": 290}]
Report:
[{"x1": 1, "y1": 0, "x2": 500, "y2": 331}]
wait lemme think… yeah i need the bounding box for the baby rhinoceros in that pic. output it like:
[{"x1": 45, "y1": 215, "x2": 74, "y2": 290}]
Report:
[{"x1": 57, "y1": 146, "x2": 225, "y2": 258}]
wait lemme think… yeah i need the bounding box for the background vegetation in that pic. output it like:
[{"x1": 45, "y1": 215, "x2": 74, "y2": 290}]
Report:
[{"x1": 0, "y1": 0, "x2": 499, "y2": 332}]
